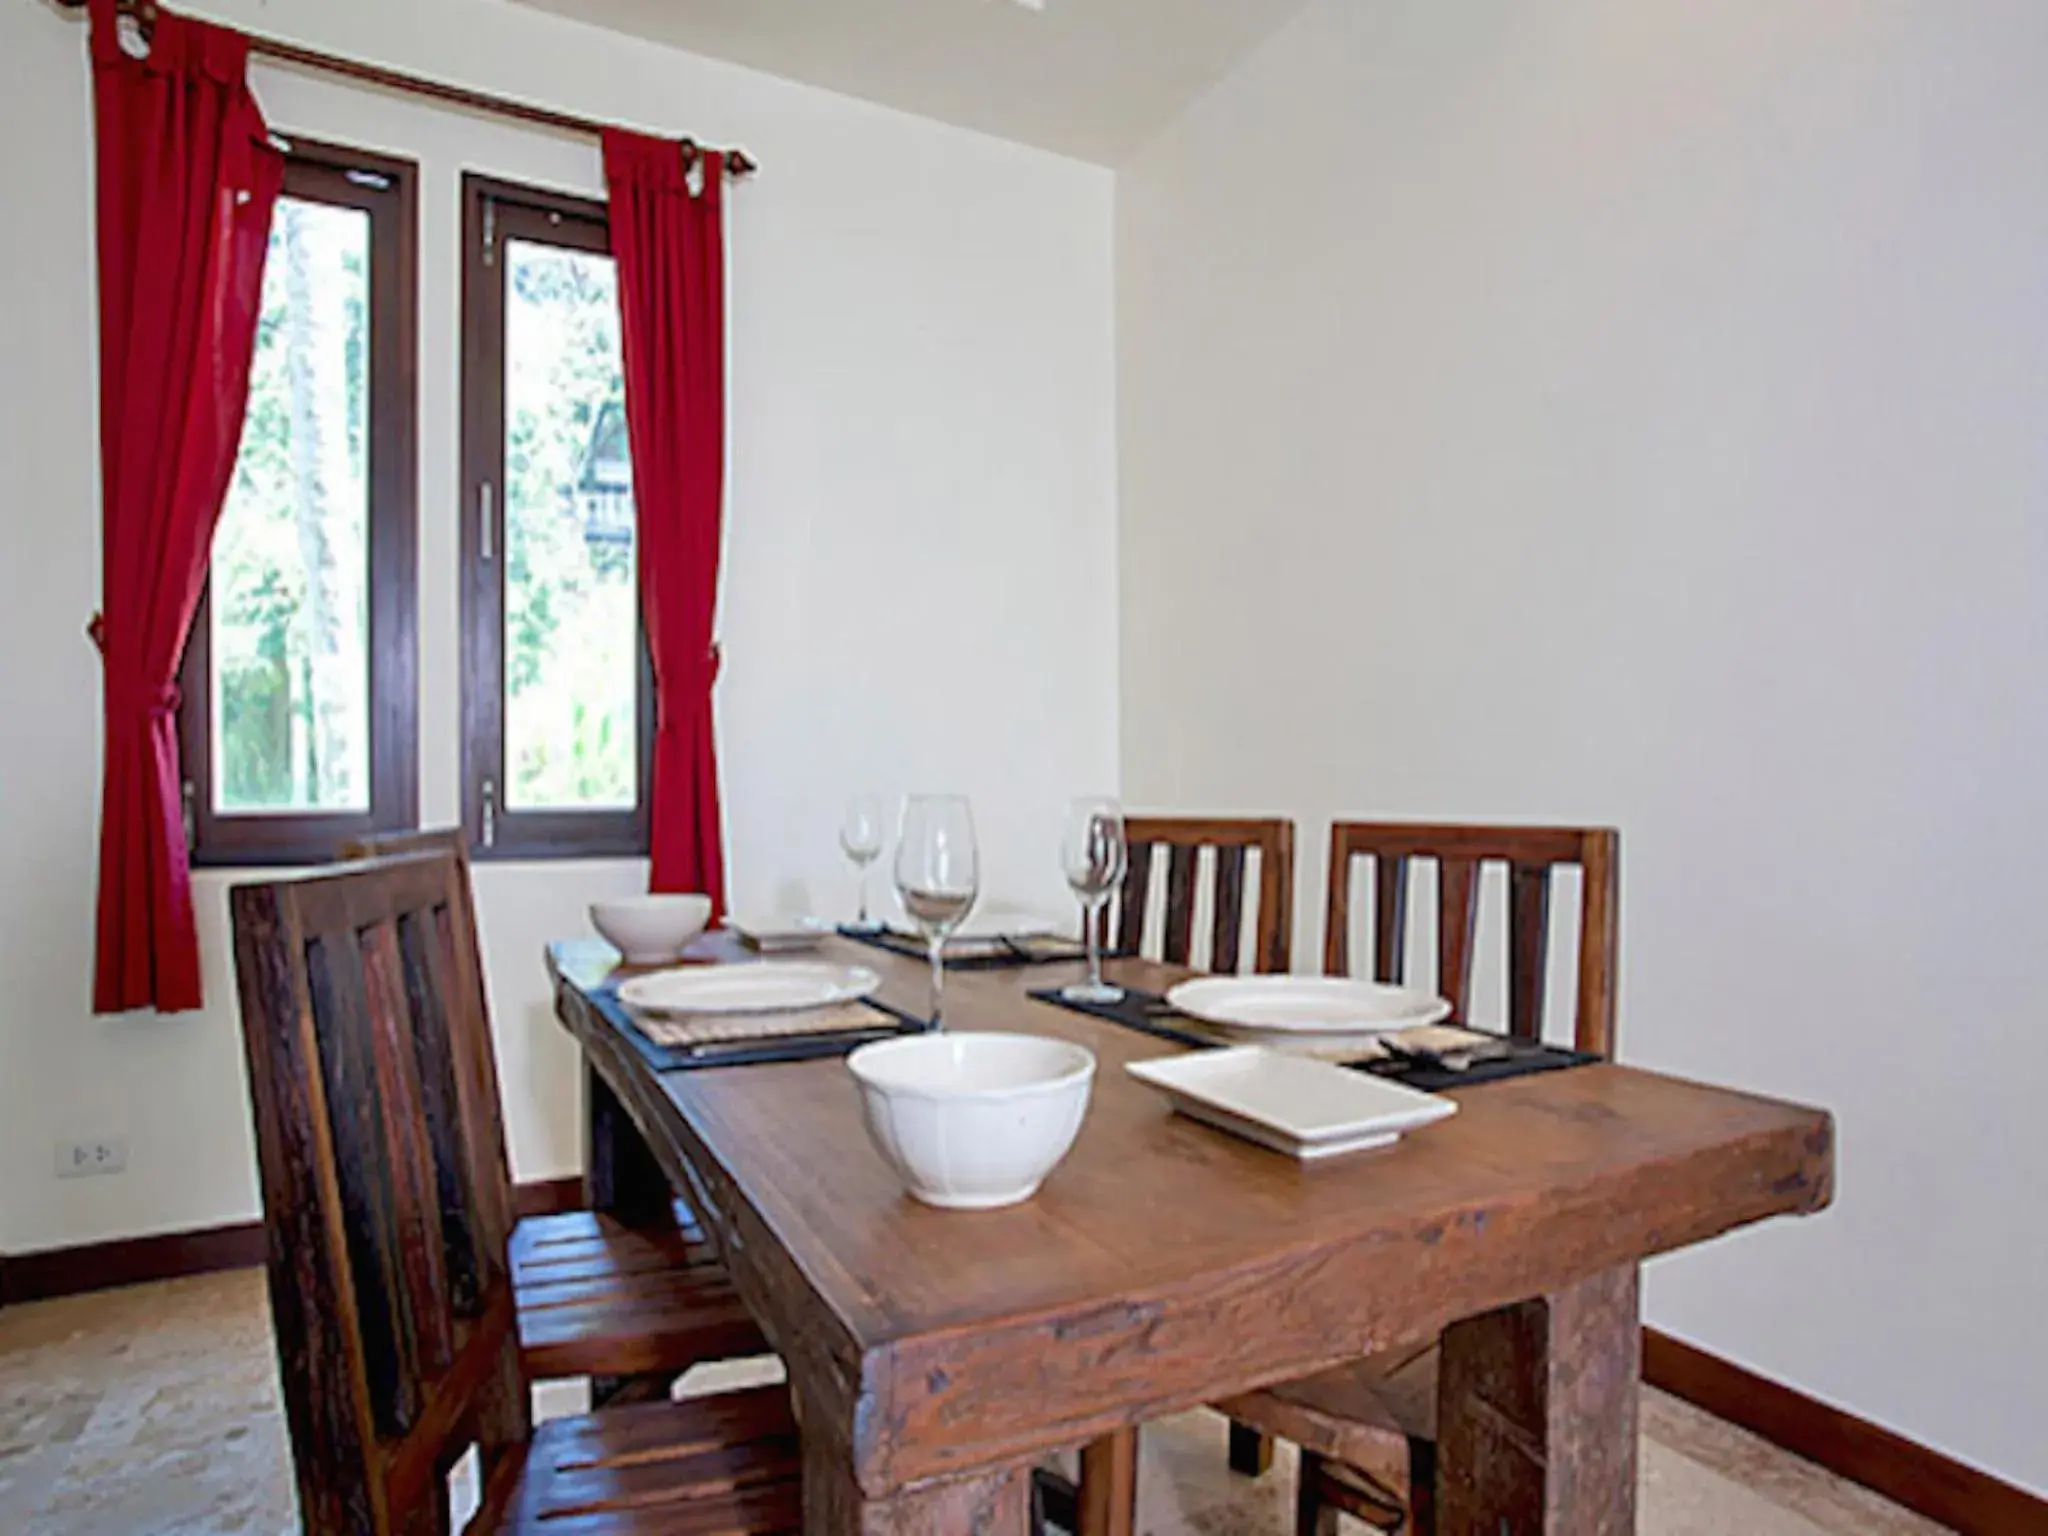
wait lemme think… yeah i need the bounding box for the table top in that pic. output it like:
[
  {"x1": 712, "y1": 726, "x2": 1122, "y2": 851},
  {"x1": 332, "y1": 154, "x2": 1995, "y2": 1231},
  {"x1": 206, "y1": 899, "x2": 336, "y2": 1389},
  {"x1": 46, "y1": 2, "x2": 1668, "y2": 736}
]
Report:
[{"x1": 550, "y1": 935, "x2": 1833, "y2": 1492}]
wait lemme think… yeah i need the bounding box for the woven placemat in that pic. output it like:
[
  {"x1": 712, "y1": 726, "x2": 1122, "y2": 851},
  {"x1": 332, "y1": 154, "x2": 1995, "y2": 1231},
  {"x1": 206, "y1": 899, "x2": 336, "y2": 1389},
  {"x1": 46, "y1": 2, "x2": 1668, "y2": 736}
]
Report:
[
  {"x1": 630, "y1": 999, "x2": 903, "y2": 1049},
  {"x1": 594, "y1": 986, "x2": 928, "y2": 1072}
]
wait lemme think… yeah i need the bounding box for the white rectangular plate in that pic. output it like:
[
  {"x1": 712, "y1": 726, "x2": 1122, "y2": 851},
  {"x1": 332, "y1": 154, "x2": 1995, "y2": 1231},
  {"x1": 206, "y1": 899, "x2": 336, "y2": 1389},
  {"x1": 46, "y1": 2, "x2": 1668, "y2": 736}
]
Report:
[
  {"x1": 727, "y1": 915, "x2": 834, "y2": 952},
  {"x1": 1127, "y1": 1046, "x2": 1457, "y2": 1159}
]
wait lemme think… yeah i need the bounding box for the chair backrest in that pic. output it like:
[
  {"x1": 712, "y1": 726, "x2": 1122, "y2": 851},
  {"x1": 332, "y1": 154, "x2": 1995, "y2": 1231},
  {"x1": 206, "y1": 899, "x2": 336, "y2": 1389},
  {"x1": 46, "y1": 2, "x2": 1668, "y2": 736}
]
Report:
[
  {"x1": 1324, "y1": 822, "x2": 1619, "y2": 1054},
  {"x1": 344, "y1": 827, "x2": 480, "y2": 970},
  {"x1": 345, "y1": 828, "x2": 516, "y2": 1225},
  {"x1": 1115, "y1": 816, "x2": 1295, "y2": 975},
  {"x1": 232, "y1": 851, "x2": 528, "y2": 1535}
]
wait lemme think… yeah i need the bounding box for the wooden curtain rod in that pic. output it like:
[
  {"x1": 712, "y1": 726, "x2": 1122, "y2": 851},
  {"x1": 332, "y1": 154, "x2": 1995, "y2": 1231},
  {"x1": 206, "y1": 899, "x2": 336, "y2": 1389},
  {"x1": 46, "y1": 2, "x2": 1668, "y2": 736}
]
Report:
[{"x1": 51, "y1": 0, "x2": 758, "y2": 177}]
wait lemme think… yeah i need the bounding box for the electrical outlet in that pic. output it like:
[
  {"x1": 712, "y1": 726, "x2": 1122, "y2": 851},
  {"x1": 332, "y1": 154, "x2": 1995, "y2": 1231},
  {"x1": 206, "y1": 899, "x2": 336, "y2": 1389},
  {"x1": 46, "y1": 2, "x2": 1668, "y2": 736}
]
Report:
[{"x1": 55, "y1": 1137, "x2": 128, "y2": 1179}]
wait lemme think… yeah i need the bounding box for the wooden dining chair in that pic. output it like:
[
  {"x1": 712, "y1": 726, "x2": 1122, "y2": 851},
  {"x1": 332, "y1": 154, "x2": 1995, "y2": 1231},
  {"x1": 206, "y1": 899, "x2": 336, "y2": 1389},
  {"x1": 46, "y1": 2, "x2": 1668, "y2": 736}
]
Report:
[
  {"x1": 342, "y1": 828, "x2": 768, "y2": 1395},
  {"x1": 230, "y1": 850, "x2": 800, "y2": 1533},
  {"x1": 1114, "y1": 816, "x2": 1296, "y2": 975},
  {"x1": 1214, "y1": 821, "x2": 1621, "y2": 1535},
  {"x1": 1102, "y1": 816, "x2": 1297, "y2": 1499}
]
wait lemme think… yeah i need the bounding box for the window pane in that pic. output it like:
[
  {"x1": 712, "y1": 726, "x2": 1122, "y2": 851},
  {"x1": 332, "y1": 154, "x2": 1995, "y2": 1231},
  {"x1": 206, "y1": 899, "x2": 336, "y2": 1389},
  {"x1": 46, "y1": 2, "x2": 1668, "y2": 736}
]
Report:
[
  {"x1": 211, "y1": 196, "x2": 371, "y2": 814},
  {"x1": 501, "y1": 239, "x2": 638, "y2": 812}
]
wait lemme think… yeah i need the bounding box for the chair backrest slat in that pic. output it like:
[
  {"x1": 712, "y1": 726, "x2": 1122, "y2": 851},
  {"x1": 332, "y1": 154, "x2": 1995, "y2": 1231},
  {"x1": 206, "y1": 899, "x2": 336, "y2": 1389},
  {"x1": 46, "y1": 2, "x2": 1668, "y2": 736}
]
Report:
[
  {"x1": 1116, "y1": 840, "x2": 1156, "y2": 957},
  {"x1": 365, "y1": 918, "x2": 458, "y2": 1388},
  {"x1": 1372, "y1": 855, "x2": 1409, "y2": 985},
  {"x1": 1325, "y1": 822, "x2": 1619, "y2": 1054},
  {"x1": 303, "y1": 919, "x2": 432, "y2": 1438},
  {"x1": 232, "y1": 848, "x2": 529, "y2": 1535},
  {"x1": 1435, "y1": 855, "x2": 1481, "y2": 1020},
  {"x1": 1507, "y1": 862, "x2": 1553, "y2": 1043},
  {"x1": 1117, "y1": 817, "x2": 1295, "y2": 975},
  {"x1": 346, "y1": 830, "x2": 517, "y2": 1284},
  {"x1": 1211, "y1": 844, "x2": 1248, "y2": 974},
  {"x1": 1162, "y1": 843, "x2": 1199, "y2": 964},
  {"x1": 394, "y1": 907, "x2": 484, "y2": 1316}
]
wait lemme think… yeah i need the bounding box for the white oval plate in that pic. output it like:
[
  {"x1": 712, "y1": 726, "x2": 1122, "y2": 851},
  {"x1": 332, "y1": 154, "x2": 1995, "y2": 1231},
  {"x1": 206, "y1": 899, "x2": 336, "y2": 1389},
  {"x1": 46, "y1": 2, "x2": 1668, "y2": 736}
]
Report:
[
  {"x1": 1165, "y1": 976, "x2": 1452, "y2": 1035},
  {"x1": 618, "y1": 962, "x2": 881, "y2": 1017}
]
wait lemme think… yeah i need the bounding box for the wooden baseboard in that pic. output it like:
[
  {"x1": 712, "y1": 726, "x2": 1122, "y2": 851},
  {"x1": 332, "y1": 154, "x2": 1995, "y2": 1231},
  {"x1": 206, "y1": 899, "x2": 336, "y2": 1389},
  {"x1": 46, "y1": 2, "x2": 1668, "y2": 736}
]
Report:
[
  {"x1": 0, "y1": 1221, "x2": 266, "y2": 1307},
  {"x1": 513, "y1": 1175, "x2": 585, "y2": 1219},
  {"x1": 0, "y1": 1176, "x2": 589, "y2": 1308},
  {"x1": 1644, "y1": 1327, "x2": 2045, "y2": 1534}
]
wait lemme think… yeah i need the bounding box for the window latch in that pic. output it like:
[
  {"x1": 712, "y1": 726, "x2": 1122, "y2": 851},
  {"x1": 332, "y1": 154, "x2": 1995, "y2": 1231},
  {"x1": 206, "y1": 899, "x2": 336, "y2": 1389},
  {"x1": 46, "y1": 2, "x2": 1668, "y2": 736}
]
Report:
[
  {"x1": 180, "y1": 779, "x2": 197, "y2": 851},
  {"x1": 480, "y1": 480, "x2": 495, "y2": 562},
  {"x1": 481, "y1": 778, "x2": 498, "y2": 851}
]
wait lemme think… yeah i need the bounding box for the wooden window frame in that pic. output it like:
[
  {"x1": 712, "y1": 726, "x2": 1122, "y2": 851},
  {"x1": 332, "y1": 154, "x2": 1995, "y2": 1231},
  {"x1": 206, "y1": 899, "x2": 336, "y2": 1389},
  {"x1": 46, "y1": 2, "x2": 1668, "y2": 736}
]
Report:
[
  {"x1": 459, "y1": 174, "x2": 654, "y2": 862},
  {"x1": 178, "y1": 139, "x2": 420, "y2": 868}
]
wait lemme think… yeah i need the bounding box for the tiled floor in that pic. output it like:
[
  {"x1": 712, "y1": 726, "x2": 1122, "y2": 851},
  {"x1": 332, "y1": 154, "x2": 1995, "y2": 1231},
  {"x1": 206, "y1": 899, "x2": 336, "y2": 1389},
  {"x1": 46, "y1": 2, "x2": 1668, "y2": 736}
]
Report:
[{"x1": 0, "y1": 1270, "x2": 1946, "y2": 1535}]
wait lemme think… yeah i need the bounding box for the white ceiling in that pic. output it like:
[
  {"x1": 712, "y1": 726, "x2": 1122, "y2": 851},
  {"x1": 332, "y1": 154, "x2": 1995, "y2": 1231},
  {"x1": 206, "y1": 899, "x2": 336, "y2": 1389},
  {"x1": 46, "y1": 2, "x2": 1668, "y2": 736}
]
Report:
[{"x1": 507, "y1": 0, "x2": 1314, "y2": 163}]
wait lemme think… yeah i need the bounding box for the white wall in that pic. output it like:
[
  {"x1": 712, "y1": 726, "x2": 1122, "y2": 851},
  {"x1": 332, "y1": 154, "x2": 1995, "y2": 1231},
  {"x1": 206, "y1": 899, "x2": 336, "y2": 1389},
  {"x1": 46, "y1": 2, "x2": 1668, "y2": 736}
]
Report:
[
  {"x1": 1119, "y1": 0, "x2": 2047, "y2": 1496},
  {"x1": 0, "y1": 0, "x2": 1117, "y2": 1254}
]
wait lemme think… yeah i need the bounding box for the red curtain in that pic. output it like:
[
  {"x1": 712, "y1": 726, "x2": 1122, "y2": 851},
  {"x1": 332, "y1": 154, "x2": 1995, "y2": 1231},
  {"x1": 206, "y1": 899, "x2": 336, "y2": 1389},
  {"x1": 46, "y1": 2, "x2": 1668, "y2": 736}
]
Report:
[
  {"x1": 88, "y1": 0, "x2": 282, "y2": 1013},
  {"x1": 602, "y1": 131, "x2": 730, "y2": 914}
]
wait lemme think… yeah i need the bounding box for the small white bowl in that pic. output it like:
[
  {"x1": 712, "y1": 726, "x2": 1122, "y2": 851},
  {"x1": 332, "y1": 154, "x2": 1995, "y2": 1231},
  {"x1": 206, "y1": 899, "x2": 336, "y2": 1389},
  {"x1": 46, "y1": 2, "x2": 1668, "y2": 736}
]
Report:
[
  {"x1": 590, "y1": 894, "x2": 713, "y2": 965},
  {"x1": 847, "y1": 1033, "x2": 1096, "y2": 1210}
]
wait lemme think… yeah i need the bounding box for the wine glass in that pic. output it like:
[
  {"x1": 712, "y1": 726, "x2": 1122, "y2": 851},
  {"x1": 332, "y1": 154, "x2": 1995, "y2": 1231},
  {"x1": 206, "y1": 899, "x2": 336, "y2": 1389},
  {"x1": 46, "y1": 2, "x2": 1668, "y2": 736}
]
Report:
[
  {"x1": 839, "y1": 793, "x2": 887, "y2": 933},
  {"x1": 893, "y1": 794, "x2": 979, "y2": 1027},
  {"x1": 1059, "y1": 797, "x2": 1127, "y2": 1004}
]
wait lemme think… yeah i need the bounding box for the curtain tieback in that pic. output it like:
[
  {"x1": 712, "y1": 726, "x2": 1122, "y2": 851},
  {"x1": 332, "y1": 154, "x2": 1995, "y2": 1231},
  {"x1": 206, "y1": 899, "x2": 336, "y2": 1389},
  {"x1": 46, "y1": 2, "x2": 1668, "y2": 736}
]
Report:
[
  {"x1": 672, "y1": 641, "x2": 722, "y2": 696},
  {"x1": 110, "y1": 677, "x2": 183, "y2": 719},
  {"x1": 89, "y1": 613, "x2": 182, "y2": 717}
]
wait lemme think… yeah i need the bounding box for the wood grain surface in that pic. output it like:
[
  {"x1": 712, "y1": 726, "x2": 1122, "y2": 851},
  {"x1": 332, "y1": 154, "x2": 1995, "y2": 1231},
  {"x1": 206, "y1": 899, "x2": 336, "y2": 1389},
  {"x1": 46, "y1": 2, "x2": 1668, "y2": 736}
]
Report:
[{"x1": 551, "y1": 935, "x2": 1832, "y2": 1533}]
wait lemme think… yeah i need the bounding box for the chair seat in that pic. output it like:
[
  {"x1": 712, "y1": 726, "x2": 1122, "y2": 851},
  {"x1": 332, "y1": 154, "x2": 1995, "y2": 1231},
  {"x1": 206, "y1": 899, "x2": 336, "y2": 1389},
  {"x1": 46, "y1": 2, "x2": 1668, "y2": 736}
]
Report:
[
  {"x1": 1213, "y1": 1340, "x2": 1440, "y2": 1482},
  {"x1": 512, "y1": 1210, "x2": 770, "y2": 1381},
  {"x1": 478, "y1": 1384, "x2": 803, "y2": 1533}
]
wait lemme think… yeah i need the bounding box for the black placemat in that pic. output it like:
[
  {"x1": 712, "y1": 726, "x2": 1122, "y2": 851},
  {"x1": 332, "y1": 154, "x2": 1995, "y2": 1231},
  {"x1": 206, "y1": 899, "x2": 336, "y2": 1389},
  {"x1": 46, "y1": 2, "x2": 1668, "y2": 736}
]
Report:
[
  {"x1": 1028, "y1": 985, "x2": 1601, "y2": 1091},
  {"x1": 593, "y1": 980, "x2": 930, "y2": 1073},
  {"x1": 1028, "y1": 985, "x2": 1218, "y2": 1050},
  {"x1": 839, "y1": 926, "x2": 1107, "y2": 971}
]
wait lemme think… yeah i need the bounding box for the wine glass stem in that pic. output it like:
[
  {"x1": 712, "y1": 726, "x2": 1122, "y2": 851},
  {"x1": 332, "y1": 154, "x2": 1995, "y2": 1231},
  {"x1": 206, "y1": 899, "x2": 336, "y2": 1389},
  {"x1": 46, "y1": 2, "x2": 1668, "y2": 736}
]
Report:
[
  {"x1": 928, "y1": 939, "x2": 946, "y2": 1028},
  {"x1": 856, "y1": 865, "x2": 869, "y2": 926},
  {"x1": 1084, "y1": 899, "x2": 1103, "y2": 990}
]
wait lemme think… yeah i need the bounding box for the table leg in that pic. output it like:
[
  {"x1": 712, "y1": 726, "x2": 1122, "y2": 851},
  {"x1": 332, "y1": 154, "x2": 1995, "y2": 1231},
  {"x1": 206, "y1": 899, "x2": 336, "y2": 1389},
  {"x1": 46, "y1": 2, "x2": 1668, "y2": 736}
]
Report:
[
  {"x1": 581, "y1": 1059, "x2": 683, "y2": 1410},
  {"x1": 801, "y1": 1430, "x2": 1033, "y2": 1535},
  {"x1": 1227, "y1": 1420, "x2": 1275, "y2": 1477},
  {"x1": 1079, "y1": 1428, "x2": 1138, "y2": 1536},
  {"x1": 1436, "y1": 1263, "x2": 1640, "y2": 1535},
  {"x1": 583, "y1": 1060, "x2": 677, "y2": 1227}
]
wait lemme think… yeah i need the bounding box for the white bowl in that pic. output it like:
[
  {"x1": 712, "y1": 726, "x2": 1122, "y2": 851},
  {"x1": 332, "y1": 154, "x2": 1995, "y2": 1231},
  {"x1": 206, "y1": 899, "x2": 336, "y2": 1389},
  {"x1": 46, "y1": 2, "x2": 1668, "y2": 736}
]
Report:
[
  {"x1": 847, "y1": 1033, "x2": 1096, "y2": 1210},
  {"x1": 590, "y1": 894, "x2": 713, "y2": 964}
]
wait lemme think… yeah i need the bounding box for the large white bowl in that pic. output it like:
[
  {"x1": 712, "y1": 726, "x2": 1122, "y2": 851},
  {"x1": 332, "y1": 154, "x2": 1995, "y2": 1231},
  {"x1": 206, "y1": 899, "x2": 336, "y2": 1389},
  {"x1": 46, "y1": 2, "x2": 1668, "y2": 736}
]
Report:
[
  {"x1": 590, "y1": 894, "x2": 713, "y2": 964},
  {"x1": 847, "y1": 1033, "x2": 1096, "y2": 1210}
]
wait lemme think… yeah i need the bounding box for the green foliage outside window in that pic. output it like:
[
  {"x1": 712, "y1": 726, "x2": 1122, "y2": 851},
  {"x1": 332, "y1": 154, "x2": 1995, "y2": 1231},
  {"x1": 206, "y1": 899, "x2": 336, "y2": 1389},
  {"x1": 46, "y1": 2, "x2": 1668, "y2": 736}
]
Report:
[
  {"x1": 211, "y1": 197, "x2": 370, "y2": 814},
  {"x1": 207, "y1": 206, "x2": 640, "y2": 822},
  {"x1": 502, "y1": 241, "x2": 639, "y2": 811}
]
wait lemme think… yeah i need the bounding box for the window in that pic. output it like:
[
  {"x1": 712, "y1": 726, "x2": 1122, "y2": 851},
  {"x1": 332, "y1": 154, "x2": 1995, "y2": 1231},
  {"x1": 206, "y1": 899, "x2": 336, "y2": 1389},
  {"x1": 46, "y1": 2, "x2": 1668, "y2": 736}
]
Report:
[
  {"x1": 178, "y1": 142, "x2": 418, "y2": 865},
  {"x1": 461, "y1": 176, "x2": 651, "y2": 859}
]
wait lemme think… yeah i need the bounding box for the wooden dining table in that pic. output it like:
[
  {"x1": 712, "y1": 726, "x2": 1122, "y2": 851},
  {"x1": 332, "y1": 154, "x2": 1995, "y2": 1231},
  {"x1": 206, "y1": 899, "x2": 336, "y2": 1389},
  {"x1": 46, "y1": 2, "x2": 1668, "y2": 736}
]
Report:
[{"x1": 547, "y1": 935, "x2": 1833, "y2": 1536}]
